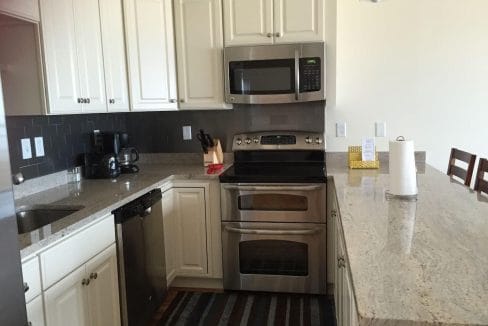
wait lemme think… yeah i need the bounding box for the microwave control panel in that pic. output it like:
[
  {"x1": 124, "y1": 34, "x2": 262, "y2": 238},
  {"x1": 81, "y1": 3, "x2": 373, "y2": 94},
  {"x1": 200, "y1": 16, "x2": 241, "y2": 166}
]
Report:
[{"x1": 300, "y1": 57, "x2": 321, "y2": 92}]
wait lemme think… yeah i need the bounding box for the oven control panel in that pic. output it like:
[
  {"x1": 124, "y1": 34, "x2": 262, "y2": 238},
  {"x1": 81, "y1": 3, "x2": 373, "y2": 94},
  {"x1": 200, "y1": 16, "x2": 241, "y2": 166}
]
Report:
[{"x1": 233, "y1": 132, "x2": 325, "y2": 151}]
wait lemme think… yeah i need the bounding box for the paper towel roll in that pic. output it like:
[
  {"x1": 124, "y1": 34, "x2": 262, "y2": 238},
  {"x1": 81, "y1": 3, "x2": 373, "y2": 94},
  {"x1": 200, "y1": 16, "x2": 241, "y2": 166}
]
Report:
[{"x1": 389, "y1": 137, "x2": 418, "y2": 196}]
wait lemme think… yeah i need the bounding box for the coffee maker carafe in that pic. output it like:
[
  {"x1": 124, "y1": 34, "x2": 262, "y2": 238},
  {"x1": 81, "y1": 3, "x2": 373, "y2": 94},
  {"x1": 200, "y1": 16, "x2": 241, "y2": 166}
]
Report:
[{"x1": 118, "y1": 133, "x2": 140, "y2": 174}]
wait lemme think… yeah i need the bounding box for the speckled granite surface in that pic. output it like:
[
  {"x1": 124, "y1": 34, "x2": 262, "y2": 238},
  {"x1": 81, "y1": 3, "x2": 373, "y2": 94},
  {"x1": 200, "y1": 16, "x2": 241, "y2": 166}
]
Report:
[
  {"x1": 328, "y1": 162, "x2": 488, "y2": 325},
  {"x1": 17, "y1": 162, "x2": 226, "y2": 259}
]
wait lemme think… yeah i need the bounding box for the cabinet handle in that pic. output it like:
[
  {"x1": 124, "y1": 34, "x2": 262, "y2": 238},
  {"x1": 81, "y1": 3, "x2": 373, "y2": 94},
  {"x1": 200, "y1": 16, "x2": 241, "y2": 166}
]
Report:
[
  {"x1": 169, "y1": 99, "x2": 176, "y2": 103},
  {"x1": 109, "y1": 99, "x2": 115, "y2": 104},
  {"x1": 266, "y1": 33, "x2": 272, "y2": 38},
  {"x1": 331, "y1": 209, "x2": 337, "y2": 218},
  {"x1": 81, "y1": 278, "x2": 90, "y2": 286},
  {"x1": 275, "y1": 32, "x2": 281, "y2": 37},
  {"x1": 86, "y1": 98, "x2": 90, "y2": 104},
  {"x1": 77, "y1": 98, "x2": 82, "y2": 103},
  {"x1": 90, "y1": 272, "x2": 98, "y2": 280},
  {"x1": 27, "y1": 322, "x2": 32, "y2": 326},
  {"x1": 179, "y1": 99, "x2": 185, "y2": 103},
  {"x1": 338, "y1": 257, "x2": 346, "y2": 268},
  {"x1": 23, "y1": 282, "x2": 29, "y2": 293}
]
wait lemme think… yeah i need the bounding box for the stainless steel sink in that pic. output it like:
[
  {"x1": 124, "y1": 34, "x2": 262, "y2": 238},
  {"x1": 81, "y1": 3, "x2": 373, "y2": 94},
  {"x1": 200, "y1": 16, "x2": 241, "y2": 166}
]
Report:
[{"x1": 16, "y1": 204, "x2": 85, "y2": 234}]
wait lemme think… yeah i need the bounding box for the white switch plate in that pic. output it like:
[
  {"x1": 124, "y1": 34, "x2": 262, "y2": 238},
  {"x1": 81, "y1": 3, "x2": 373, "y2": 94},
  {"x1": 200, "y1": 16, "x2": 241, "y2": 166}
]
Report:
[
  {"x1": 336, "y1": 122, "x2": 347, "y2": 137},
  {"x1": 34, "y1": 137, "x2": 45, "y2": 157},
  {"x1": 375, "y1": 122, "x2": 386, "y2": 137},
  {"x1": 182, "y1": 125, "x2": 192, "y2": 140},
  {"x1": 21, "y1": 138, "x2": 32, "y2": 159}
]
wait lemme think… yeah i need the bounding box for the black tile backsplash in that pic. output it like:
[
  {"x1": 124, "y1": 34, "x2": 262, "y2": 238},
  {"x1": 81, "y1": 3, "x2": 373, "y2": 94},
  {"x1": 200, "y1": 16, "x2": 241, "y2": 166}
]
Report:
[
  {"x1": 6, "y1": 113, "x2": 127, "y2": 179},
  {"x1": 126, "y1": 102, "x2": 326, "y2": 153},
  {"x1": 6, "y1": 102, "x2": 325, "y2": 180}
]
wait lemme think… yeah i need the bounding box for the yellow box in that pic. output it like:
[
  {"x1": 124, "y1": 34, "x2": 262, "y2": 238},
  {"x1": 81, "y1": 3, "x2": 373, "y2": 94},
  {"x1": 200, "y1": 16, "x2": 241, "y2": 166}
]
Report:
[{"x1": 348, "y1": 146, "x2": 380, "y2": 169}]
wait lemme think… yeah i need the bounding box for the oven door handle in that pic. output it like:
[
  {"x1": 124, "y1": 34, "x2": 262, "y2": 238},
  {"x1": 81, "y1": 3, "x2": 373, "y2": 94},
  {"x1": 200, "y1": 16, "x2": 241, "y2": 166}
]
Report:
[
  {"x1": 225, "y1": 226, "x2": 320, "y2": 236},
  {"x1": 294, "y1": 47, "x2": 300, "y2": 101},
  {"x1": 222, "y1": 185, "x2": 322, "y2": 192}
]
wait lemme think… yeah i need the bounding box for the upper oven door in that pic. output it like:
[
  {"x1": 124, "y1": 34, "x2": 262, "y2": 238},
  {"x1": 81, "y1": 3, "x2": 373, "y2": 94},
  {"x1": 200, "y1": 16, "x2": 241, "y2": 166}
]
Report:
[
  {"x1": 224, "y1": 43, "x2": 325, "y2": 104},
  {"x1": 221, "y1": 183, "x2": 326, "y2": 223}
]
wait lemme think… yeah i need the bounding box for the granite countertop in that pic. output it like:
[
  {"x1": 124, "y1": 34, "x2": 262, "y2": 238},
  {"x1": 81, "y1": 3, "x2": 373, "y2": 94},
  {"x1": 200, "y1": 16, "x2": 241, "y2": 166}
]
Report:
[
  {"x1": 17, "y1": 162, "x2": 226, "y2": 259},
  {"x1": 328, "y1": 161, "x2": 488, "y2": 325}
]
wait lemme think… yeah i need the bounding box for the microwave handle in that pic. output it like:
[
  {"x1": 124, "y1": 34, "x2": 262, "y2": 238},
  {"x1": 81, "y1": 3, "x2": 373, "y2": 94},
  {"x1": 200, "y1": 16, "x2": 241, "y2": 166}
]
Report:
[{"x1": 294, "y1": 48, "x2": 300, "y2": 101}]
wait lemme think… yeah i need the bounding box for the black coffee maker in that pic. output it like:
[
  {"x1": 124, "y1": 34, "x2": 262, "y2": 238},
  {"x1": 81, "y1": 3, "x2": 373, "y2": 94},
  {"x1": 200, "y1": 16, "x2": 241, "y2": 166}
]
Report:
[
  {"x1": 117, "y1": 132, "x2": 140, "y2": 174},
  {"x1": 83, "y1": 131, "x2": 121, "y2": 179}
]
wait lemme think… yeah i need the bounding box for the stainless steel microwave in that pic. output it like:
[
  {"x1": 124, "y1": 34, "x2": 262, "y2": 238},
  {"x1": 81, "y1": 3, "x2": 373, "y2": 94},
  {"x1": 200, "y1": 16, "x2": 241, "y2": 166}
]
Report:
[{"x1": 224, "y1": 43, "x2": 326, "y2": 104}]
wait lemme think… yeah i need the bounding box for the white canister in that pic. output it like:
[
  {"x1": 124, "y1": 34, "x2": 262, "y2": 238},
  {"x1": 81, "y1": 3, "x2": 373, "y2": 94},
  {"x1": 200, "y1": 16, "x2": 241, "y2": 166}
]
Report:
[{"x1": 389, "y1": 137, "x2": 418, "y2": 196}]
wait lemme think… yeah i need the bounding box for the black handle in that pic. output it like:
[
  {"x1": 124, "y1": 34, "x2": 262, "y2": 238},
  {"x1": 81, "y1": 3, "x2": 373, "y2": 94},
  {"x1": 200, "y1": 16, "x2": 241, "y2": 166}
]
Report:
[{"x1": 24, "y1": 282, "x2": 29, "y2": 293}]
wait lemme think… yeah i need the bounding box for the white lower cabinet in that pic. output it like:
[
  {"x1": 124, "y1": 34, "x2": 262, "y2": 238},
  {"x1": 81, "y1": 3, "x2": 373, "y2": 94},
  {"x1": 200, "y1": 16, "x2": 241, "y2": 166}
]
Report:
[
  {"x1": 26, "y1": 295, "x2": 45, "y2": 326},
  {"x1": 44, "y1": 244, "x2": 120, "y2": 326},
  {"x1": 333, "y1": 196, "x2": 359, "y2": 326},
  {"x1": 162, "y1": 181, "x2": 222, "y2": 287}
]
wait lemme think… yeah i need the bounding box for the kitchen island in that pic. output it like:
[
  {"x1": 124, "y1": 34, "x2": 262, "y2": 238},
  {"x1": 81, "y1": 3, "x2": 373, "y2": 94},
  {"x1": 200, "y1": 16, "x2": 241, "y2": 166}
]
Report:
[{"x1": 328, "y1": 158, "x2": 488, "y2": 325}]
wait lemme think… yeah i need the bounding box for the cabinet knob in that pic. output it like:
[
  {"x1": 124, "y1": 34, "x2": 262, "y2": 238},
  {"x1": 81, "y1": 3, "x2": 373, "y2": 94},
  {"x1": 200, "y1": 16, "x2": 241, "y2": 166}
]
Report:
[
  {"x1": 86, "y1": 98, "x2": 91, "y2": 104},
  {"x1": 338, "y1": 257, "x2": 346, "y2": 268},
  {"x1": 82, "y1": 278, "x2": 90, "y2": 286},
  {"x1": 179, "y1": 99, "x2": 185, "y2": 103},
  {"x1": 331, "y1": 209, "x2": 337, "y2": 218},
  {"x1": 77, "y1": 98, "x2": 82, "y2": 103},
  {"x1": 90, "y1": 272, "x2": 98, "y2": 280},
  {"x1": 23, "y1": 282, "x2": 29, "y2": 293},
  {"x1": 275, "y1": 32, "x2": 281, "y2": 37},
  {"x1": 266, "y1": 33, "x2": 273, "y2": 38},
  {"x1": 109, "y1": 99, "x2": 115, "y2": 104},
  {"x1": 27, "y1": 322, "x2": 32, "y2": 326},
  {"x1": 169, "y1": 99, "x2": 176, "y2": 103}
]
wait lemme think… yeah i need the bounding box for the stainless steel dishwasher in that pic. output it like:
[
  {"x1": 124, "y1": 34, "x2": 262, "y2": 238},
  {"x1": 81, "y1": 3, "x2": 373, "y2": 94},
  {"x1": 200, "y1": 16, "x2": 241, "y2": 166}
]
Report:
[{"x1": 112, "y1": 189, "x2": 166, "y2": 326}]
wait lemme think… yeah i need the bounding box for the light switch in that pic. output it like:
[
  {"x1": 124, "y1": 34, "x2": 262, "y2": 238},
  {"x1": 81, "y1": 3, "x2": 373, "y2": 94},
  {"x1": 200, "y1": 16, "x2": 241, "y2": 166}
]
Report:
[
  {"x1": 182, "y1": 125, "x2": 192, "y2": 140},
  {"x1": 375, "y1": 122, "x2": 386, "y2": 137},
  {"x1": 336, "y1": 122, "x2": 347, "y2": 137},
  {"x1": 21, "y1": 138, "x2": 32, "y2": 159},
  {"x1": 34, "y1": 137, "x2": 45, "y2": 157}
]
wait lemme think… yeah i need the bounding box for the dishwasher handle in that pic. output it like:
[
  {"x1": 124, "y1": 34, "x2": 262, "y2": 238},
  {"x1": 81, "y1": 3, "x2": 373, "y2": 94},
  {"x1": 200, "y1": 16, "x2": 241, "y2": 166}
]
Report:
[{"x1": 113, "y1": 189, "x2": 162, "y2": 223}]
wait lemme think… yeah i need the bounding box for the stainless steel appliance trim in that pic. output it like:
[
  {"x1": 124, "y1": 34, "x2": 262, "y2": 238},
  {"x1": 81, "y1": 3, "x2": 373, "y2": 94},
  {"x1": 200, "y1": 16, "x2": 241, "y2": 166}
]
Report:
[
  {"x1": 224, "y1": 43, "x2": 325, "y2": 104},
  {"x1": 224, "y1": 226, "x2": 321, "y2": 235},
  {"x1": 222, "y1": 184, "x2": 323, "y2": 191},
  {"x1": 231, "y1": 131, "x2": 325, "y2": 151},
  {"x1": 294, "y1": 48, "x2": 300, "y2": 101},
  {"x1": 222, "y1": 221, "x2": 327, "y2": 294},
  {"x1": 221, "y1": 183, "x2": 327, "y2": 223}
]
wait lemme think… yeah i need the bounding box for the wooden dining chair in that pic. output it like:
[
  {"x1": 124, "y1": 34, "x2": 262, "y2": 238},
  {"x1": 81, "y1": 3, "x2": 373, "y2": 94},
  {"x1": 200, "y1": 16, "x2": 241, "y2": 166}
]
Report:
[
  {"x1": 447, "y1": 148, "x2": 477, "y2": 186},
  {"x1": 474, "y1": 158, "x2": 488, "y2": 195}
]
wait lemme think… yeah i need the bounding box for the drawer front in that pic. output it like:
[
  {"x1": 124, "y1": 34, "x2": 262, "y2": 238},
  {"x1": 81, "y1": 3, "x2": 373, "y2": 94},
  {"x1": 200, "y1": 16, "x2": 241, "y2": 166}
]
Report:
[
  {"x1": 40, "y1": 214, "x2": 115, "y2": 289},
  {"x1": 26, "y1": 295, "x2": 45, "y2": 326},
  {"x1": 22, "y1": 256, "x2": 42, "y2": 302}
]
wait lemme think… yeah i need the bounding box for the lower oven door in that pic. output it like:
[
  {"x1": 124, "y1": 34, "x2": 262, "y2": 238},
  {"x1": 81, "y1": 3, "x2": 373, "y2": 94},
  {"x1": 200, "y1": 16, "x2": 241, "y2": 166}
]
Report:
[
  {"x1": 222, "y1": 222, "x2": 326, "y2": 294},
  {"x1": 221, "y1": 183, "x2": 326, "y2": 223}
]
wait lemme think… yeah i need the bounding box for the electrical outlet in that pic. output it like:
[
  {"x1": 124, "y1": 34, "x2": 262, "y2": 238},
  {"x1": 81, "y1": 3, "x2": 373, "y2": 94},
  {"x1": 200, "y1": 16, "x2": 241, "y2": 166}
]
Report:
[
  {"x1": 34, "y1": 137, "x2": 45, "y2": 157},
  {"x1": 182, "y1": 125, "x2": 192, "y2": 140},
  {"x1": 21, "y1": 138, "x2": 32, "y2": 159},
  {"x1": 375, "y1": 122, "x2": 386, "y2": 137},
  {"x1": 336, "y1": 122, "x2": 347, "y2": 137}
]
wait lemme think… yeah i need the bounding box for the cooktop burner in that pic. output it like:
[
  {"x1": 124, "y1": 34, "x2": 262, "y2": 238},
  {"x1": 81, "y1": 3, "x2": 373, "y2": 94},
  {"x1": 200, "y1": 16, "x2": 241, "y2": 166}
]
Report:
[{"x1": 219, "y1": 131, "x2": 326, "y2": 184}]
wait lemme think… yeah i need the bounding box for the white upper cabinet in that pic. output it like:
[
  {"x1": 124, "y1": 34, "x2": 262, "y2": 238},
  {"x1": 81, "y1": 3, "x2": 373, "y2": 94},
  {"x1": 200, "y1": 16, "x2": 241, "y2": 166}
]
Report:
[
  {"x1": 273, "y1": 0, "x2": 325, "y2": 43},
  {"x1": 99, "y1": 0, "x2": 130, "y2": 112},
  {"x1": 223, "y1": 0, "x2": 273, "y2": 46},
  {"x1": 174, "y1": 0, "x2": 230, "y2": 109},
  {"x1": 40, "y1": 0, "x2": 107, "y2": 114},
  {"x1": 73, "y1": 0, "x2": 107, "y2": 113},
  {"x1": 223, "y1": 0, "x2": 325, "y2": 46},
  {"x1": 124, "y1": 0, "x2": 177, "y2": 111},
  {"x1": 0, "y1": 0, "x2": 40, "y2": 22},
  {"x1": 40, "y1": 0, "x2": 81, "y2": 114}
]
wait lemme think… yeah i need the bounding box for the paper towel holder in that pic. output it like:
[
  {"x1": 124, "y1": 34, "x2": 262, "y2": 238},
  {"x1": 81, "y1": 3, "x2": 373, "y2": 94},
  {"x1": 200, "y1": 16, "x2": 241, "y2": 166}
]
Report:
[
  {"x1": 396, "y1": 136, "x2": 406, "y2": 141},
  {"x1": 386, "y1": 135, "x2": 418, "y2": 201}
]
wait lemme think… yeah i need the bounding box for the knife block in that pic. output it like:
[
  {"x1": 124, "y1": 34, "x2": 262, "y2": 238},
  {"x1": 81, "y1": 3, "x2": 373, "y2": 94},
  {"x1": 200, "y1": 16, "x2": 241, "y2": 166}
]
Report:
[{"x1": 203, "y1": 139, "x2": 224, "y2": 166}]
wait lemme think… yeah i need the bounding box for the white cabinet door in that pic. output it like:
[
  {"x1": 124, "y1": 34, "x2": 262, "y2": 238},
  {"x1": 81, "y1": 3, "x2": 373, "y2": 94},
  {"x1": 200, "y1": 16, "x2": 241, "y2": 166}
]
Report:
[
  {"x1": 86, "y1": 244, "x2": 121, "y2": 326},
  {"x1": 0, "y1": 0, "x2": 40, "y2": 21},
  {"x1": 162, "y1": 188, "x2": 178, "y2": 284},
  {"x1": 26, "y1": 295, "x2": 45, "y2": 326},
  {"x1": 40, "y1": 0, "x2": 82, "y2": 114},
  {"x1": 74, "y1": 0, "x2": 107, "y2": 113},
  {"x1": 273, "y1": 0, "x2": 325, "y2": 43},
  {"x1": 174, "y1": 188, "x2": 208, "y2": 276},
  {"x1": 44, "y1": 265, "x2": 88, "y2": 326},
  {"x1": 99, "y1": 0, "x2": 130, "y2": 112},
  {"x1": 223, "y1": 0, "x2": 274, "y2": 46},
  {"x1": 124, "y1": 0, "x2": 177, "y2": 111},
  {"x1": 174, "y1": 0, "x2": 229, "y2": 109}
]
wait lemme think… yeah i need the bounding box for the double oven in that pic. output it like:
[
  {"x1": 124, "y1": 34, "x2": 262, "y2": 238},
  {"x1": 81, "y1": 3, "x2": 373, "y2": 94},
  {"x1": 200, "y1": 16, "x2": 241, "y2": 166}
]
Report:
[{"x1": 219, "y1": 132, "x2": 327, "y2": 294}]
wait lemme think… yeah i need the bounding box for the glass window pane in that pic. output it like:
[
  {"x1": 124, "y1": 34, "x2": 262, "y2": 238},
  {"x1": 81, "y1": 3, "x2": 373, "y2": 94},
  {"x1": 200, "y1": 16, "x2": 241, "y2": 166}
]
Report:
[
  {"x1": 238, "y1": 194, "x2": 308, "y2": 211},
  {"x1": 239, "y1": 240, "x2": 308, "y2": 276}
]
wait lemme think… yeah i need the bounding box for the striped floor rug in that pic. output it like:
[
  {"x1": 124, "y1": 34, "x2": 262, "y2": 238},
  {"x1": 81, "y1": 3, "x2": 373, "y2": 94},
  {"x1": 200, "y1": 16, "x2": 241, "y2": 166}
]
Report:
[{"x1": 157, "y1": 291, "x2": 335, "y2": 326}]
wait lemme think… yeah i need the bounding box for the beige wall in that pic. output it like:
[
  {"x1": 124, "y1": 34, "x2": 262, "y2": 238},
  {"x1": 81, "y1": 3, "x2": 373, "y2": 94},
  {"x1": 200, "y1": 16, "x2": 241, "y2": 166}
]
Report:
[{"x1": 325, "y1": 0, "x2": 488, "y2": 173}]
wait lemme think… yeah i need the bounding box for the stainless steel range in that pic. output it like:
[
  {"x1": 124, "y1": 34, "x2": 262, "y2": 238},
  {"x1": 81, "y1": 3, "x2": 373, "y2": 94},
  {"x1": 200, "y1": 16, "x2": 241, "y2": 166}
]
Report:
[{"x1": 219, "y1": 131, "x2": 327, "y2": 294}]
